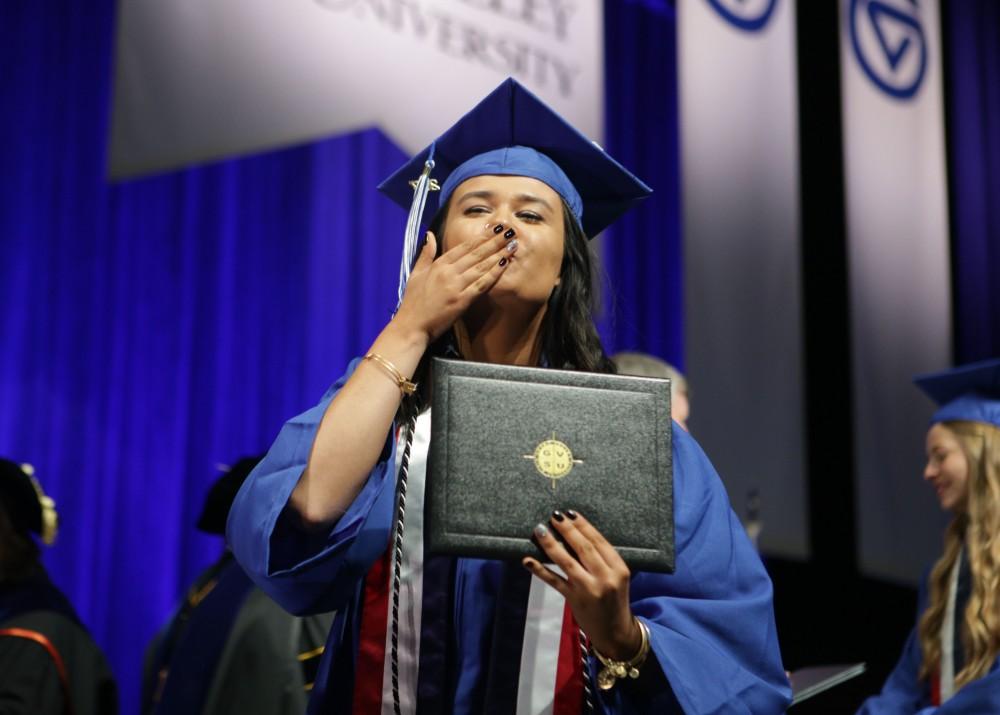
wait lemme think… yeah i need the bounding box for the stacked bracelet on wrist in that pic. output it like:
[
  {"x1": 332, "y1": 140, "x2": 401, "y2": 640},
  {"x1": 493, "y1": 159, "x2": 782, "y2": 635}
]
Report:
[
  {"x1": 364, "y1": 352, "x2": 417, "y2": 396},
  {"x1": 593, "y1": 617, "x2": 651, "y2": 690}
]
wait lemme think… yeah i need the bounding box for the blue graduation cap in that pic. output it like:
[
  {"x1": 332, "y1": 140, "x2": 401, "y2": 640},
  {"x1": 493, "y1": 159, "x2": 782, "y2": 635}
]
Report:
[
  {"x1": 378, "y1": 78, "x2": 652, "y2": 304},
  {"x1": 914, "y1": 358, "x2": 1000, "y2": 429}
]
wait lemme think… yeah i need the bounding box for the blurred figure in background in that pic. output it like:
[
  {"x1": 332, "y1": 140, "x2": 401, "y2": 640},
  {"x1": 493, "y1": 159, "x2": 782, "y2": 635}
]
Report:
[
  {"x1": 857, "y1": 359, "x2": 1000, "y2": 713},
  {"x1": 611, "y1": 351, "x2": 691, "y2": 431},
  {"x1": 0, "y1": 458, "x2": 118, "y2": 715},
  {"x1": 142, "y1": 457, "x2": 334, "y2": 715},
  {"x1": 612, "y1": 352, "x2": 763, "y2": 549}
]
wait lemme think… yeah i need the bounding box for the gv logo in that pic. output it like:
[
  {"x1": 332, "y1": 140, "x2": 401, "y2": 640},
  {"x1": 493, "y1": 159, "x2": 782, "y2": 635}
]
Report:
[
  {"x1": 705, "y1": 0, "x2": 778, "y2": 32},
  {"x1": 849, "y1": 0, "x2": 927, "y2": 99}
]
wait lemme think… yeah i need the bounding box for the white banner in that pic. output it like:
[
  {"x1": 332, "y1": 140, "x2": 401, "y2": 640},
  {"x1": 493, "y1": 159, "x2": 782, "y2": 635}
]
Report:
[
  {"x1": 679, "y1": 0, "x2": 807, "y2": 558},
  {"x1": 840, "y1": 0, "x2": 952, "y2": 583},
  {"x1": 108, "y1": 0, "x2": 603, "y2": 178}
]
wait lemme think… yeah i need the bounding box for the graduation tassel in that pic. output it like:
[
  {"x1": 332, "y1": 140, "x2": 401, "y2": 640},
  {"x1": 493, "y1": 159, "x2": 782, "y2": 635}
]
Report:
[
  {"x1": 396, "y1": 154, "x2": 438, "y2": 310},
  {"x1": 390, "y1": 415, "x2": 418, "y2": 715}
]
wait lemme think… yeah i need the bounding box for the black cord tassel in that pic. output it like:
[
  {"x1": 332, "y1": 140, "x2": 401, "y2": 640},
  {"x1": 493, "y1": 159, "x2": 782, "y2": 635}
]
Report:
[{"x1": 390, "y1": 416, "x2": 417, "y2": 715}]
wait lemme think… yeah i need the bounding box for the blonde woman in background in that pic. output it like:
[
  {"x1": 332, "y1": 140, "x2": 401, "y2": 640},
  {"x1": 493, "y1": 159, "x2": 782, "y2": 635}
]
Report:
[{"x1": 858, "y1": 359, "x2": 1000, "y2": 714}]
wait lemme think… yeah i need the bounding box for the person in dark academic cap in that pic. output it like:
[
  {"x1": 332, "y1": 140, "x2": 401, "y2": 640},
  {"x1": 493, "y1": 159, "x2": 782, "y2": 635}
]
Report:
[
  {"x1": 858, "y1": 358, "x2": 1000, "y2": 714},
  {"x1": 142, "y1": 456, "x2": 334, "y2": 715},
  {"x1": 227, "y1": 78, "x2": 790, "y2": 713},
  {"x1": 0, "y1": 458, "x2": 118, "y2": 715}
]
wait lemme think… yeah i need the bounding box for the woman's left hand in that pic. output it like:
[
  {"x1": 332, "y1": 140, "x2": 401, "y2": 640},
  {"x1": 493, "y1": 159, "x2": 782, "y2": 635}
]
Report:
[{"x1": 523, "y1": 511, "x2": 642, "y2": 660}]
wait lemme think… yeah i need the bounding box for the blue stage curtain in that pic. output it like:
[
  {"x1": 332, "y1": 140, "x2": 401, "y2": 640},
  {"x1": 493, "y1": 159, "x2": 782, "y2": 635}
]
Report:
[
  {"x1": 600, "y1": 0, "x2": 683, "y2": 369},
  {"x1": 0, "y1": 1, "x2": 680, "y2": 712},
  {"x1": 946, "y1": 0, "x2": 1000, "y2": 362},
  {"x1": 1, "y1": 3, "x2": 407, "y2": 711}
]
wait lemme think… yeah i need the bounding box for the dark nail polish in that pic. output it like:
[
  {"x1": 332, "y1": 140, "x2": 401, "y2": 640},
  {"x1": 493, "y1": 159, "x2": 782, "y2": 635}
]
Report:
[
  {"x1": 552, "y1": 510, "x2": 565, "y2": 522},
  {"x1": 566, "y1": 509, "x2": 578, "y2": 520},
  {"x1": 499, "y1": 257, "x2": 508, "y2": 267},
  {"x1": 493, "y1": 224, "x2": 505, "y2": 234},
  {"x1": 504, "y1": 228, "x2": 516, "y2": 239}
]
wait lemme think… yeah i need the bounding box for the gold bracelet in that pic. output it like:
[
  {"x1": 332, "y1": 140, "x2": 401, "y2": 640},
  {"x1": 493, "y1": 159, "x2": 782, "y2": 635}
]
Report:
[
  {"x1": 593, "y1": 618, "x2": 650, "y2": 690},
  {"x1": 364, "y1": 352, "x2": 417, "y2": 395}
]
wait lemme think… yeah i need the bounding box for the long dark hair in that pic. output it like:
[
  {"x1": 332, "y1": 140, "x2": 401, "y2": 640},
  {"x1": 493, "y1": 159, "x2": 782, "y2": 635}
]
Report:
[{"x1": 398, "y1": 199, "x2": 615, "y2": 423}]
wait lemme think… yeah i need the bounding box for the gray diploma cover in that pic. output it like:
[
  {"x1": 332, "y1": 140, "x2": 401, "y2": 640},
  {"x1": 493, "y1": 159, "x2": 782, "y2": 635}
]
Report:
[{"x1": 426, "y1": 358, "x2": 675, "y2": 572}]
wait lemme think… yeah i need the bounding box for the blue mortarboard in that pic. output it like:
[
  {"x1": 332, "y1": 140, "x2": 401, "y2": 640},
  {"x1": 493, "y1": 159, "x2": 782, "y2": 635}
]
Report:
[
  {"x1": 914, "y1": 358, "x2": 1000, "y2": 429},
  {"x1": 378, "y1": 78, "x2": 652, "y2": 304}
]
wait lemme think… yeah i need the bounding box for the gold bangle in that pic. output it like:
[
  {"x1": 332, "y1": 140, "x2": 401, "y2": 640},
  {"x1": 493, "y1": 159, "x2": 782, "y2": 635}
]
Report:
[
  {"x1": 364, "y1": 352, "x2": 417, "y2": 395},
  {"x1": 593, "y1": 618, "x2": 650, "y2": 691}
]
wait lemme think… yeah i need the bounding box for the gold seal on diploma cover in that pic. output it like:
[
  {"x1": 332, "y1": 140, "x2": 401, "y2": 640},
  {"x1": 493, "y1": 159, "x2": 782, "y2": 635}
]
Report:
[{"x1": 524, "y1": 433, "x2": 583, "y2": 490}]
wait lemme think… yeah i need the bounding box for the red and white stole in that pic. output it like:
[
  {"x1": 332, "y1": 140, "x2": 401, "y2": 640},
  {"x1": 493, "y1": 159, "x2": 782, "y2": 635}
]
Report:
[{"x1": 352, "y1": 411, "x2": 585, "y2": 714}]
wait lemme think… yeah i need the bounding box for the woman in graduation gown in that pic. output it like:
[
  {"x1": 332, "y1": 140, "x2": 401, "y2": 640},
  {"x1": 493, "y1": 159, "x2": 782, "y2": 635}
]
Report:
[
  {"x1": 227, "y1": 78, "x2": 791, "y2": 714},
  {"x1": 857, "y1": 359, "x2": 1000, "y2": 714}
]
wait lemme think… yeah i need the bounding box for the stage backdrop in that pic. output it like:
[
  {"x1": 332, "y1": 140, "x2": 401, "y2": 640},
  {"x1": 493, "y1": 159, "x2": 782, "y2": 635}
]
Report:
[
  {"x1": 678, "y1": 0, "x2": 808, "y2": 559},
  {"x1": 946, "y1": 0, "x2": 1000, "y2": 364},
  {"x1": 840, "y1": 0, "x2": 953, "y2": 584},
  {"x1": 598, "y1": 1, "x2": 683, "y2": 366},
  {"x1": 109, "y1": 0, "x2": 604, "y2": 178},
  {"x1": 0, "y1": 1, "x2": 681, "y2": 712}
]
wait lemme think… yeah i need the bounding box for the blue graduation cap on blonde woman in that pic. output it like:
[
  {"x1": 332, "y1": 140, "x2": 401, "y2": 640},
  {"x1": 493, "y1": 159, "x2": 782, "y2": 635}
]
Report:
[
  {"x1": 914, "y1": 358, "x2": 1000, "y2": 429},
  {"x1": 378, "y1": 77, "x2": 653, "y2": 305}
]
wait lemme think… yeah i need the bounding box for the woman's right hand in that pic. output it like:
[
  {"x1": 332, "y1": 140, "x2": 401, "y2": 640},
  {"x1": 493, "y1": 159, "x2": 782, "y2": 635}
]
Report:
[
  {"x1": 392, "y1": 226, "x2": 517, "y2": 343},
  {"x1": 289, "y1": 224, "x2": 515, "y2": 527}
]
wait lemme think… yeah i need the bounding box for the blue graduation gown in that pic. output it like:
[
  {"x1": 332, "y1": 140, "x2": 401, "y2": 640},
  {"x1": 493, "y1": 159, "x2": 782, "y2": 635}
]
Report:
[
  {"x1": 857, "y1": 572, "x2": 1000, "y2": 714},
  {"x1": 227, "y1": 359, "x2": 791, "y2": 714}
]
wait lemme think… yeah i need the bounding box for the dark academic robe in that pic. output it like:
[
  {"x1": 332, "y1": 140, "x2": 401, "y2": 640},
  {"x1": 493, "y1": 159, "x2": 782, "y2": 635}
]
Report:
[
  {"x1": 143, "y1": 551, "x2": 334, "y2": 715},
  {"x1": 857, "y1": 554, "x2": 1000, "y2": 714},
  {"x1": 0, "y1": 571, "x2": 118, "y2": 715},
  {"x1": 227, "y1": 358, "x2": 792, "y2": 714}
]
